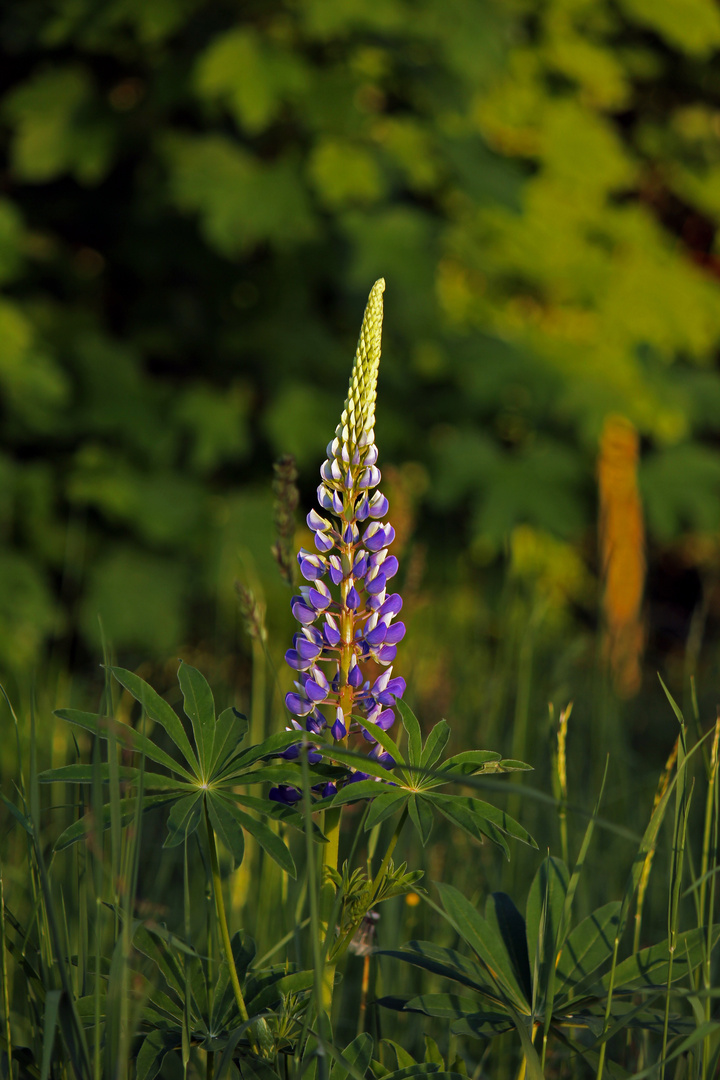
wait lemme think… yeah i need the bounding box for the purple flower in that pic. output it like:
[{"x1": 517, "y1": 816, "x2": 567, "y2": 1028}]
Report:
[{"x1": 282, "y1": 279, "x2": 405, "y2": 795}]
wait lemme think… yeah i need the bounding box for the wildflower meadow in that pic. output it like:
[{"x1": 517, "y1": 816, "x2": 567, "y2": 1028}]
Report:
[{"x1": 1, "y1": 282, "x2": 718, "y2": 1080}]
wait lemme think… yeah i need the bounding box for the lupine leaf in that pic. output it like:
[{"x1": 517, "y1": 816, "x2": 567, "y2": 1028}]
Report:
[
  {"x1": 436, "y1": 883, "x2": 531, "y2": 1011},
  {"x1": 177, "y1": 661, "x2": 215, "y2": 775},
  {"x1": 39, "y1": 765, "x2": 192, "y2": 792},
  {"x1": 220, "y1": 729, "x2": 324, "y2": 774},
  {"x1": 54, "y1": 793, "x2": 177, "y2": 850},
  {"x1": 163, "y1": 793, "x2": 203, "y2": 847},
  {"x1": 525, "y1": 856, "x2": 569, "y2": 1009},
  {"x1": 485, "y1": 893, "x2": 532, "y2": 1003},
  {"x1": 554, "y1": 901, "x2": 621, "y2": 999},
  {"x1": 429, "y1": 794, "x2": 510, "y2": 858},
  {"x1": 329, "y1": 1032, "x2": 374, "y2": 1080},
  {"x1": 376, "y1": 941, "x2": 496, "y2": 996},
  {"x1": 397, "y1": 698, "x2": 422, "y2": 766},
  {"x1": 228, "y1": 798, "x2": 296, "y2": 877},
  {"x1": 231, "y1": 791, "x2": 329, "y2": 839},
  {"x1": 430, "y1": 793, "x2": 536, "y2": 849},
  {"x1": 132, "y1": 927, "x2": 199, "y2": 1004},
  {"x1": 408, "y1": 793, "x2": 434, "y2": 846},
  {"x1": 439, "y1": 750, "x2": 502, "y2": 773},
  {"x1": 419, "y1": 720, "x2": 451, "y2": 770},
  {"x1": 110, "y1": 665, "x2": 201, "y2": 776},
  {"x1": 600, "y1": 925, "x2": 718, "y2": 992},
  {"x1": 207, "y1": 791, "x2": 245, "y2": 868},
  {"x1": 136, "y1": 1030, "x2": 172, "y2": 1080},
  {"x1": 358, "y1": 718, "x2": 405, "y2": 768},
  {"x1": 54, "y1": 709, "x2": 196, "y2": 782},
  {"x1": 405, "y1": 993, "x2": 486, "y2": 1019},
  {"x1": 319, "y1": 746, "x2": 397, "y2": 784},
  {"x1": 451, "y1": 1014, "x2": 514, "y2": 1038},
  {"x1": 365, "y1": 788, "x2": 408, "y2": 828},
  {"x1": 381, "y1": 1040, "x2": 416, "y2": 1070},
  {"x1": 245, "y1": 970, "x2": 314, "y2": 1013},
  {"x1": 209, "y1": 707, "x2": 248, "y2": 774},
  {"x1": 378, "y1": 1067, "x2": 467, "y2": 1080}
]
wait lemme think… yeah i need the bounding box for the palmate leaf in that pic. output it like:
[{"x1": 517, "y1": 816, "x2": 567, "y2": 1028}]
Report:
[
  {"x1": 54, "y1": 709, "x2": 196, "y2": 782},
  {"x1": 419, "y1": 720, "x2": 451, "y2": 770},
  {"x1": 164, "y1": 793, "x2": 203, "y2": 847},
  {"x1": 397, "y1": 697, "x2": 422, "y2": 766},
  {"x1": 109, "y1": 665, "x2": 201, "y2": 776},
  {"x1": 485, "y1": 893, "x2": 532, "y2": 1004},
  {"x1": 54, "y1": 793, "x2": 178, "y2": 850},
  {"x1": 404, "y1": 992, "x2": 483, "y2": 1020},
  {"x1": 553, "y1": 901, "x2": 621, "y2": 999},
  {"x1": 39, "y1": 764, "x2": 193, "y2": 792},
  {"x1": 430, "y1": 793, "x2": 536, "y2": 853},
  {"x1": 210, "y1": 706, "x2": 248, "y2": 773},
  {"x1": 525, "y1": 855, "x2": 569, "y2": 1010},
  {"x1": 436, "y1": 882, "x2": 531, "y2": 1012},
  {"x1": 376, "y1": 940, "x2": 498, "y2": 998},
  {"x1": 208, "y1": 792, "x2": 296, "y2": 877},
  {"x1": 177, "y1": 660, "x2": 216, "y2": 775},
  {"x1": 408, "y1": 793, "x2": 434, "y2": 846}
]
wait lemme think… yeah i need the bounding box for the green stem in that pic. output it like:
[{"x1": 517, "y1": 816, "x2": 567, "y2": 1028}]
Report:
[
  {"x1": 370, "y1": 805, "x2": 409, "y2": 899},
  {"x1": 320, "y1": 807, "x2": 341, "y2": 1014},
  {"x1": 204, "y1": 798, "x2": 251, "y2": 1028},
  {"x1": 595, "y1": 935, "x2": 620, "y2": 1080}
]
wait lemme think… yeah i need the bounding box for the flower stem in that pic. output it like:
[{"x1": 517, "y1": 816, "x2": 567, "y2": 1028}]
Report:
[
  {"x1": 203, "y1": 797, "x2": 252, "y2": 1032},
  {"x1": 370, "y1": 805, "x2": 409, "y2": 899},
  {"x1": 320, "y1": 806, "x2": 341, "y2": 1012}
]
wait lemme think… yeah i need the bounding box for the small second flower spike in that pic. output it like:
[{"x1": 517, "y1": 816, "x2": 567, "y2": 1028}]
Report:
[{"x1": 280, "y1": 279, "x2": 406, "y2": 792}]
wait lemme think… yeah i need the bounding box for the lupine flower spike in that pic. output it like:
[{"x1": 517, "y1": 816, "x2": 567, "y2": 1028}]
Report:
[{"x1": 271, "y1": 280, "x2": 406, "y2": 804}]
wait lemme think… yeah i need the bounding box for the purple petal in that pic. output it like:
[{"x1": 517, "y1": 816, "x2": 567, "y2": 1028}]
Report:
[
  {"x1": 376, "y1": 707, "x2": 395, "y2": 729},
  {"x1": 356, "y1": 496, "x2": 370, "y2": 521},
  {"x1": 321, "y1": 782, "x2": 337, "y2": 798},
  {"x1": 281, "y1": 743, "x2": 300, "y2": 759},
  {"x1": 379, "y1": 593, "x2": 403, "y2": 617},
  {"x1": 368, "y1": 492, "x2": 388, "y2": 518},
  {"x1": 286, "y1": 692, "x2": 313, "y2": 716},
  {"x1": 384, "y1": 621, "x2": 406, "y2": 644},
  {"x1": 382, "y1": 555, "x2": 399, "y2": 580},
  {"x1": 315, "y1": 531, "x2": 334, "y2": 553},
  {"x1": 364, "y1": 444, "x2": 379, "y2": 466},
  {"x1": 347, "y1": 586, "x2": 361, "y2": 610},
  {"x1": 364, "y1": 524, "x2": 386, "y2": 552},
  {"x1": 375, "y1": 645, "x2": 397, "y2": 664},
  {"x1": 305, "y1": 679, "x2": 329, "y2": 704},
  {"x1": 307, "y1": 509, "x2": 330, "y2": 532},
  {"x1": 328, "y1": 556, "x2": 343, "y2": 586},
  {"x1": 323, "y1": 617, "x2": 342, "y2": 647},
  {"x1": 299, "y1": 556, "x2": 326, "y2": 582},
  {"x1": 353, "y1": 553, "x2": 368, "y2": 578},
  {"x1": 285, "y1": 649, "x2": 312, "y2": 671},
  {"x1": 296, "y1": 636, "x2": 322, "y2": 661},
  {"x1": 347, "y1": 771, "x2": 370, "y2": 784},
  {"x1": 348, "y1": 657, "x2": 363, "y2": 687},
  {"x1": 331, "y1": 491, "x2": 344, "y2": 514},
  {"x1": 269, "y1": 786, "x2": 301, "y2": 805},
  {"x1": 366, "y1": 572, "x2": 387, "y2": 596},
  {"x1": 331, "y1": 717, "x2": 347, "y2": 740},
  {"x1": 343, "y1": 523, "x2": 359, "y2": 545},
  {"x1": 291, "y1": 600, "x2": 317, "y2": 626},
  {"x1": 317, "y1": 484, "x2": 334, "y2": 511},
  {"x1": 308, "y1": 586, "x2": 331, "y2": 611},
  {"x1": 365, "y1": 623, "x2": 387, "y2": 646}
]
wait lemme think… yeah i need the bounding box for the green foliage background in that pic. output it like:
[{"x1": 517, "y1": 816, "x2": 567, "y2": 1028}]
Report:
[{"x1": 4, "y1": 0, "x2": 720, "y2": 717}]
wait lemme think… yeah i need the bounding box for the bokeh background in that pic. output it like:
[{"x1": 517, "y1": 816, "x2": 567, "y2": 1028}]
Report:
[{"x1": 4, "y1": 0, "x2": 720, "y2": 786}]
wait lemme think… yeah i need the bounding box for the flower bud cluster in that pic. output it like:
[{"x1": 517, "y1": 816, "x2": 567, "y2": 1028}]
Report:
[{"x1": 271, "y1": 280, "x2": 405, "y2": 804}]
